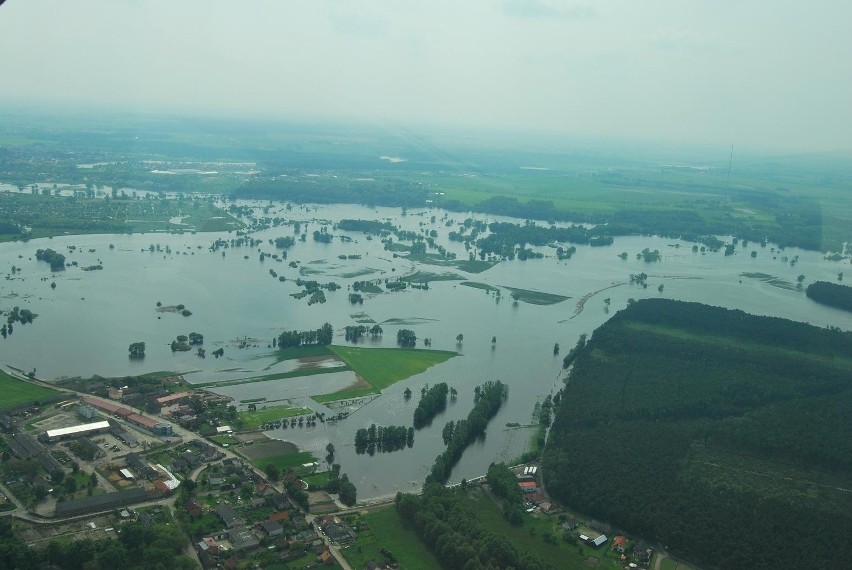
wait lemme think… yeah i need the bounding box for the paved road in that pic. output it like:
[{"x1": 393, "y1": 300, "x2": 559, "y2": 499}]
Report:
[{"x1": 306, "y1": 514, "x2": 354, "y2": 570}]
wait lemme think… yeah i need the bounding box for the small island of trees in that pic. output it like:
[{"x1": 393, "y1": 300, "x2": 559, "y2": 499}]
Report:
[
  {"x1": 413, "y1": 382, "x2": 449, "y2": 429},
  {"x1": 128, "y1": 341, "x2": 146, "y2": 358}
]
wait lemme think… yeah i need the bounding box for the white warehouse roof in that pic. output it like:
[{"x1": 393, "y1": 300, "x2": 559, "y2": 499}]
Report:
[{"x1": 45, "y1": 421, "x2": 110, "y2": 439}]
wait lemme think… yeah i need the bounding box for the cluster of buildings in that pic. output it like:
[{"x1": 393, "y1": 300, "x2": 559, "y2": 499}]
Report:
[
  {"x1": 515, "y1": 464, "x2": 557, "y2": 513},
  {"x1": 81, "y1": 397, "x2": 173, "y2": 436},
  {"x1": 189, "y1": 480, "x2": 346, "y2": 568}
]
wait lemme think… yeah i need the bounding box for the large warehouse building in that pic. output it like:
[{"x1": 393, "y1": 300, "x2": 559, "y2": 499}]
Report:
[{"x1": 42, "y1": 421, "x2": 111, "y2": 442}]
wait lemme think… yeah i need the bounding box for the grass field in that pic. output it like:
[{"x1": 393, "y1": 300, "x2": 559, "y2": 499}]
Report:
[
  {"x1": 400, "y1": 270, "x2": 464, "y2": 283},
  {"x1": 0, "y1": 371, "x2": 60, "y2": 411},
  {"x1": 312, "y1": 387, "x2": 378, "y2": 404},
  {"x1": 342, "y1": 507, "x2": 442, "y2": 570},
  {"x1": 249, "y1": 451, "x2": 317, "y2": 473},
  {"x1": 267, "y1": 344, "x2": 335, "y2": 364},
  {"x1": 196, "y1": 365, "x2": 349, "y2": 388},
  {"x1": 329, "y1": 346, "x2": 457, "y2": 391},
  {"x1": 237, "y1": 404, "x2": 312, "y2": 429},
  {"x1": 461, "y1": 281, "x2": 501, "y2": 293},
  {"x1": 465, "y1": 488, "x2": 623, "y2": 569},
  {"x1": 502, "y1": 286, "x2": 570, "y2": 305}
]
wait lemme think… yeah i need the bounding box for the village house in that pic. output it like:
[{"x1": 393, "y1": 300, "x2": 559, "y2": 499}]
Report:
[
  {"x1": 260, "y1": 520, "x2": 283, "y2": 538},
  {"x1": 612, "y1": 535, "x2": 628, "y2": 553}
]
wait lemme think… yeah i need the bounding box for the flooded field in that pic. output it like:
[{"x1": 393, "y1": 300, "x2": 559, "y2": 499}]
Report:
[{"x1": 1, "y1": 200, "x2": 849, "y2": 499}]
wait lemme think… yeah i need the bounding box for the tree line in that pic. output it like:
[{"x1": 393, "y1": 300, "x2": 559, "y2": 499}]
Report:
[
  {"x1": 276, "y1": 322, "x2": 333, "y2": 349},
  {"x1": 806, "y1": 280, "x2": 852, "y2": 313},
  {"x1": 354, "y1": 424, "x2": 414, "y2": 454},
  {"x1": 413, "y1": 382, "x2": 448, "y2": 429},
  {"x1": 427, "y1": 381, "x2": 508, "y2": 485},
  {"x1": 394, "y1": 483, "x2": 553, "y2": 570}
]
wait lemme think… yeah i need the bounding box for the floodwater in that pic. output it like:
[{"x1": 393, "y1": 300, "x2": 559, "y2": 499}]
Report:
[{"x1": 1, "y1": 199, "x2": 849, "y2": 500}]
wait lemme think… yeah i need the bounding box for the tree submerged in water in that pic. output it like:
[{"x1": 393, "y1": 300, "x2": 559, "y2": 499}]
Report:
[{"x1": 128, "y1": 341, "x2": 146, "y2": 358}]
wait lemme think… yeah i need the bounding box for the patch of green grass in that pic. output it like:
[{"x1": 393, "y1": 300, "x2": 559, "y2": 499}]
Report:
[
  {"x1": 404, "y1": 252, "x2": 497, "y2": 273},
  {"x1": 329, "y1": 346, "x2": 457, "y2": 391},
  {"x1": 342, "y1": 507, "x2": 442, "y2": 570},
  {"x1": 237, "y1": 405, "x2": 312, "y2": 429},
  {"x1": 465, "y1": 488, "x2": 614, "y2": 568},
  {"x1": 337, "y1": 268, "x2": 378, "y2": 279},
  {"x1": 312, "y1": 387, "x2": 378, "y2": 403},
  {"x1": 239, "y1": 397, "x2": 266, "y2": 404},
  {"x1": 208, "y1": 435, "x2": 240, "y2": 446},
  {"x1": 250, "y1": 451, "x2": 317, "y2": 473},
  {"x1": 196, "y1": 365, "x2": 348, "y2": 388},
  {"x1": 401, "y1": 270, "x2": 465, "y2": 283},
  {"x1": 302, "y1": 472, "x2": 330, "y2": 490},
  {"x1": 502, "y1": 286, "x2": 569, "y2": 305},
  {"x1": 455, "y1": 259, "x2": 499, "y2": 273},
  {"x1": 385, "y1": 242, "x2": 411, "y2": 252},
  {"x1": 461, "y1": 281, "x2": 501, "y2": 293},
  {"x1": 0, "y1": 372, "x2": 60, "y2": 411},
  {"x1": 270, "y1": 344, "x2": 335, "y2": 363}
]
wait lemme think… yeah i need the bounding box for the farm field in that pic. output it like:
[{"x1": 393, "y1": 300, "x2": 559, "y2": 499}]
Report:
[
  {"x1": 329, "y1": 346, "x2": 457, "y2": 392},
  {"x1": 342, "y1": 506, "x2": 442, "y2": 570},
  {"x1": 236, "y1": 404, "x2": 313, "y2": 429}
]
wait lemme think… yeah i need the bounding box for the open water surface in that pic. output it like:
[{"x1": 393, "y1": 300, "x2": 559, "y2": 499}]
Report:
[{"x1": 1, "y1": 200, "x2": 849, "y2": 499}]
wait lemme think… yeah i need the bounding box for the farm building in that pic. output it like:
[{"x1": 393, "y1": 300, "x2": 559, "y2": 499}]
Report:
[
  {"x1": 42, "y1": 421, "x2": 111, "y2": 442},
  {"x1": 156, "y1": 391, "x2": 191, "y2": 406}
]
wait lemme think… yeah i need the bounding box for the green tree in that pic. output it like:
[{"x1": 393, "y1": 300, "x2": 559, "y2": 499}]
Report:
[{"x1": 128, "y1": 341, "x2": 146, "y2": 358}]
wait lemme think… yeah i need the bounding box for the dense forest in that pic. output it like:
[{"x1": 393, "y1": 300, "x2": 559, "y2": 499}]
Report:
[
  {"x1": 806, "y1": 280, "x2": 852, "y2": 312},
  {"x1": 543, "y1": 299, "x2": 852, "y2": 570}
]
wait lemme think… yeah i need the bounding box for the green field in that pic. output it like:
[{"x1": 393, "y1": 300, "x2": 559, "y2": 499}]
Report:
[
  {"x1": 195, "y1": 364, "x2": 349, "y2": 389},
  {"x1": 502, "y1": 286, "x2": 569, "y2": 305},
  {"x1": 0, "y1": 371, "x2": 60, "y2": 411},
  {"x1": 328, "y1": 346, "x2": 457, "y2": 391},
  {"x1": 342, "y1": 507, "x2": 442, "y2": 570},
  {"x1": 249, "y1": 451, "x2": 317, "y2": 473},
  {"x1": 464, "y1": 488, "x2": 622, "y2": 569},
  {"x1": 400, "y1": 270, "x2": 464, "y2": 283},
  {"x1": 237, "y1": 405, "x2": 312, "y2": 429},
  {"x1": 312, "y1": 387, "x2": 378, "y2": 404},
  {"x1": 266, "y1": 344, "x2": 335, "y2": 364},
  {"x1": 404, "y1": 252, "x2": 499, "y2": 274},
  {"x1": 461, "y1": 281, "x2": 501, "y2": 293}
]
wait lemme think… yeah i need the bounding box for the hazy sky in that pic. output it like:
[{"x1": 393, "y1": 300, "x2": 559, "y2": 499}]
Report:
[{"x1": 1, "y1": 0, "x2": 851, "y2": 151}]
